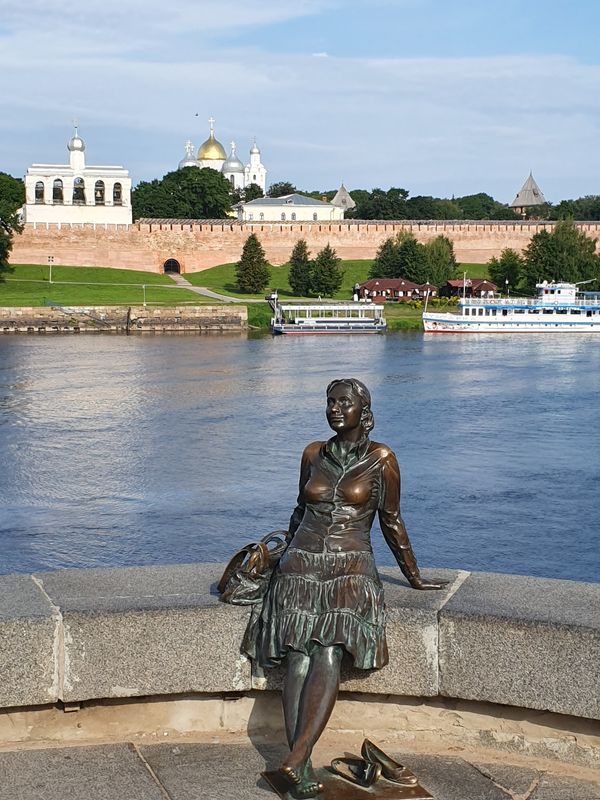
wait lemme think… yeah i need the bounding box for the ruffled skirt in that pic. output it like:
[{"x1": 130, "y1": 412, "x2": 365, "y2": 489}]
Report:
[{"x1": 256, "y1": 547, "x2": 388, "y2": 670}]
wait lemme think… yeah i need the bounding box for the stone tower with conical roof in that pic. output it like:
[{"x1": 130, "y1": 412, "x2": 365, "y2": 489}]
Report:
[
  {"x1": 510, "y1": 172, "x2": 547, "y2": 216},
  {"x1": 331, "y1": 183, "x2": 356, "y2": 213}
]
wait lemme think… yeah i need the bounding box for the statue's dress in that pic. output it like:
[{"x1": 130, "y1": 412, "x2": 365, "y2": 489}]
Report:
[{"x1": 257, "y1": 435, "x2": 419, "y2": 670}]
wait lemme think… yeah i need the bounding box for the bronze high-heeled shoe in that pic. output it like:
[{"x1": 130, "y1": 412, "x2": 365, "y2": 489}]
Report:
[
  {"x1": 330, "y1": 756, "x2": 381, "y2": 787},
  {"x1": 361, "y1": 739, "x2": 418, "y2": 786}
]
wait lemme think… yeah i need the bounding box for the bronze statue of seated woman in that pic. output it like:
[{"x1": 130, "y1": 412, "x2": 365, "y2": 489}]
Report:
[{"x1": 231, "y1": 378, "x2": 446, "y2": 798}]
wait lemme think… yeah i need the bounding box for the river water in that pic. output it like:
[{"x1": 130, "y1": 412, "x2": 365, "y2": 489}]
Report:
[{"x1": 0, "y1": 333, "x2": 598, "y2": 583}]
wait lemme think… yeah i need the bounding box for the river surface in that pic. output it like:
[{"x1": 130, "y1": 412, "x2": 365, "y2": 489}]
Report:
[{"x1": 0, "y1": 333, "x2": 598, "y2": 583}]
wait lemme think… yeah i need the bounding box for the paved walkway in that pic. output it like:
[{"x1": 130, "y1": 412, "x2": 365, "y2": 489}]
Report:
[
  {"x1": 1, "y1": 741, "x2": 598, "y2": 800},
  {"x1": 167, "y1": 273, "x2": 264, "y2": 303}
]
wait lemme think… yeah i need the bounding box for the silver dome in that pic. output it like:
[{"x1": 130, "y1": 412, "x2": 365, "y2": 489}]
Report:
[
  {"x1": 178, "y1": 140, "x2": 198, "y2": 170},
  {"x1": 67, "y1": 135, "x2": 85, "y2": 152},
  {"x1": 222, "y1": 142, "x2": 244, "y2": 174}
]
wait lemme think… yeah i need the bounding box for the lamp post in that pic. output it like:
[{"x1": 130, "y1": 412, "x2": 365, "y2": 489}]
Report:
[
  {"x1": 47, "y1": 255, "x2": 54, "y2": 284},
  {"x1": 142, "y1": 284, "x2": 147, "y2": 307},
  {"x1": 505, "y1": 279, "x2": 509, "y2": 298}
]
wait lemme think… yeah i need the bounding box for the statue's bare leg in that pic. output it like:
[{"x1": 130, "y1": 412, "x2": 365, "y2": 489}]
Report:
[
  {"x1": 283, "y1": 650, "x2": 310, "y2": 748},
  {"x1": 280, "y1": 644, "x2": 343, "y2": 796}
]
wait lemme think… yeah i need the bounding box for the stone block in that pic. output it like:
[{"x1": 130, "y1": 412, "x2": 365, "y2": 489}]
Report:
[
  {"x1": 530, "y1": 773, "x2": 600, "y2": 799},
  {"x1": 395, "y1": 753, "x2": 513, "y2": 800},
  {"x1": 140, "y1": 742, "x2": 286, "y2": 800},
  {"x1": 35, "y1": 564, "x2": 252, "y2": 702},
  {"x1": 257, "y1": 569, "x2": 463, "y2": 697},
  {"x1": 0, "y1": 574, "x2": 58, "y2": 707},
  {"x1": 439, "y1": 572, "x2": 600, "y2": 720},
  {"x1": 341, "y1": 569, "x2": 462, "y2": 696},
  {"x1": 0, "y1": 743, "x2": 167, "y2": 800}
]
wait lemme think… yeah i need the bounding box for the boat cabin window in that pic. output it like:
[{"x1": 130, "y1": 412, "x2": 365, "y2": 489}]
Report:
[
  {"x1": 502, "y1": 309, "x2": 507, "y2": 316},
  {"x1": 491, "y1": 309, "x2": 496, "y2": 316},
  {"x1": 478, "y1": 308, "x2": 484, "y2": 316}
]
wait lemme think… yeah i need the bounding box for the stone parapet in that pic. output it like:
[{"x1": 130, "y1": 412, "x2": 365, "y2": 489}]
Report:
[
  {"x1": 0, "y1": 305, "x2": 247, "y2": 333},
  {"x1": 11, "y1": 220, "x2": 600, "y2": 272},
  {"x1": 0, "y1": 565, "x2": 598, "y2": 724}
]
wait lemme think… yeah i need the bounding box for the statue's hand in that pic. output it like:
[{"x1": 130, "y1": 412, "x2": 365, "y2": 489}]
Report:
[{"x1": 409, "y1": 577, "x2": 449, "y2": 591}]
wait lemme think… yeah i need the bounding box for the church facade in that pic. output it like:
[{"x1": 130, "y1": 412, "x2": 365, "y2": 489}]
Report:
[
  {"x1": 23, "y1": 128, "x2": 132, "y2": 225},
  {"x1": 178, "y1": 118, "x2": 267, "y2": 193}
]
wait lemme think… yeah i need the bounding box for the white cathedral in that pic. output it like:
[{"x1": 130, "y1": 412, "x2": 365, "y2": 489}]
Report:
[{"x1": 178, "y1": 118, "x2": 267, "y2": 193}]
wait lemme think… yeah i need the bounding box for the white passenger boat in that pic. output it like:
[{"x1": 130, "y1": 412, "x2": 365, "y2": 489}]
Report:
[
  {"x1": 423, "y1": 281, "x2": 600, "y2": 333},
  {"x1": 269, "y1": 295, "x2": 386, "y2": 335}
]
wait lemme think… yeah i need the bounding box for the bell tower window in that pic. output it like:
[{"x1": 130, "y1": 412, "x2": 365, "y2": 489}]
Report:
[
  {"x1": 73, "y1": 177, "x2": 86, "y2": 205},
  {"x1": 94, "y1": 180, "x2": 105, "y2": 205},
  {"x1": 53, "y1": 179, "x2": 64, "y2": 204}
]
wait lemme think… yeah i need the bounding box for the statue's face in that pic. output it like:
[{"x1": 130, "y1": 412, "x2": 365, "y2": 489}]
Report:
[{"x1": 326, "y1": 383, "x2": 363, "y2": 433}]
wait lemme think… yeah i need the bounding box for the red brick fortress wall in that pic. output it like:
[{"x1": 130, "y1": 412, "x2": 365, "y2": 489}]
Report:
[{"x1": 11, "y1": 221, "x2": 600, "y2": 274}]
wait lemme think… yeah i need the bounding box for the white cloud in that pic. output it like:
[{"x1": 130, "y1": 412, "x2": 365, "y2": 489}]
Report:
[
  {"x1": 1, "y1": 2, "x2": 599, "y2": 200},
  {"x1": 0, "y1": 0, "x2": 338, "y2": 50}
]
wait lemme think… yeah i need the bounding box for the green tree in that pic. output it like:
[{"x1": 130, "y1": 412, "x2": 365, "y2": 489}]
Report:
[
  {"x1": 488, "y1": 248, "x2": 524, "y2": 290},
  {"x1": 369, "y1": 237, "x2": 398, "y2": 278},
  {"x1": 267, "y1": 181, "x2": 296, "y2": 198},
  {"x1": 369, "y1": 230, "x2": 423, "y2": 279},
  {"x1": 455, "y1": 192, "x2": 518, "y2": 220},
  {"x1": 549, "y1": 196, "x2": 600, "y2": 221},
  {"x1": 132, "y1": 168, "x2": 232, "y2": 220},
  {"x1": 244, "y1": 183, "x2": 264, "y2": 202},
  {"x1": 351, "y1": 187, "x2": 409, "y2": 220},
  {"x1": 433, "y1": 199, "x2": 464, "y2": 219},
  {"x1": 406, "y1": 195, "x2": 440, "y2": 219},
  {"x1": 396, "y1": 236, "x2": 429, "y2": 283},
  {"x1": 423, "y1": 235, "x2": 458, "y2": 286},
  {"x1": 311, "y1": 244, "x2": 343, "y2": 296},
  {"x1": 236, "y1": 233, "x2": 270, "y2": 293},
  {"x1": 522, "y1": 220, "x2": 600, "y2": 292},
  {"x1": 288, "y1": 239, "x2": 313, "y2": 296},
  {"x1": 0, "y1": 173, "x2": 25, "y2": 280}
]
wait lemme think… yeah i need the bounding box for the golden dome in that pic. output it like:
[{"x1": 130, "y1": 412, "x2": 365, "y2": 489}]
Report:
[{"x1": 197, "y1": 132, "x2": 226, "y2": 161}]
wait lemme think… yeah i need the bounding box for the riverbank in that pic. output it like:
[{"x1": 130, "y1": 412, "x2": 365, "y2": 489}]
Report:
[
  {"x1": 1, "y1": 262, "x2": 481, "y2": 332},
  {"x1": 0, "y1": 305, "x2": 247, "y2": 333}
]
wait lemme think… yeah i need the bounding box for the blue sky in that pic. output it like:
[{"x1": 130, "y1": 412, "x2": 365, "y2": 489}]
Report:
[{"x1": 1, "y1": 0, "x2": 600, "y2": 202}]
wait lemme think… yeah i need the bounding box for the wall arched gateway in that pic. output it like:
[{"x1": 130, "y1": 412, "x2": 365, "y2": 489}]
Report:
[{"x1": 163, "y1": 259, "x2": 181, "y2": 274}]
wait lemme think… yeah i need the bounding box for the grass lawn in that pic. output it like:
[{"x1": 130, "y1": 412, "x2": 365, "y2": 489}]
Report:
[
  {"x1": 187, "y1": 259, "x2": 488, "y2": 301},
  {"x1": 1, "y1": 264, "x2": 204, "y2": 307},
  {"x1": 186, "y1": 259, "x2": 376, "y2": 301},
  {"x1": 1, "y1": 261, "x2": 487, "y2": 328}
]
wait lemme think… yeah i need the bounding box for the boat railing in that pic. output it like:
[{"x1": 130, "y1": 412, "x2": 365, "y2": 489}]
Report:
[{"x1": 461, "y1": 296, "x2": 600, "y2": 307}]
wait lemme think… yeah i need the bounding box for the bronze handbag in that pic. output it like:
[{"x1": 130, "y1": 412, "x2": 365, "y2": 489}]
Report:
[{"x1": 217, "y1": 530, "x2": 289, "y2": 605}]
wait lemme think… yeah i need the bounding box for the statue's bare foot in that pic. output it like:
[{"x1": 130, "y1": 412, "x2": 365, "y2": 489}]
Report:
[{"x1": 279, "y1": 759, "x2": 324, "y2": 798}]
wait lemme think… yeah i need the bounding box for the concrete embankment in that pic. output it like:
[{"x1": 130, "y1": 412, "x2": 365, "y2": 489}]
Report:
[
  {"x1": 0, "y1": 305, "x2": 247, "y2": 333},
  {"x1": 1, "y1": 565, "x2": 598, "y2": 771}
]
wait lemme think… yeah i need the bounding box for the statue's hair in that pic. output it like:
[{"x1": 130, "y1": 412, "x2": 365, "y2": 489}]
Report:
[{"x1": 326, "y1": 378, "x2": 375, "y2": 434}]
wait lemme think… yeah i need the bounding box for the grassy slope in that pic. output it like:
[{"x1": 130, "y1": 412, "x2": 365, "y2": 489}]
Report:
[
  {"x1": 186, "y1": 259, "x2": 377, "y2": 300},
  {"x1": 3, "y1": 261, "x2": 486, "y2": 328},
  {"x1": 1, "y1": 265, "x2": 204, "y2": 306},
  {"x1": 190, "y1": 260, "x2": 484, "y2": 330}
]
